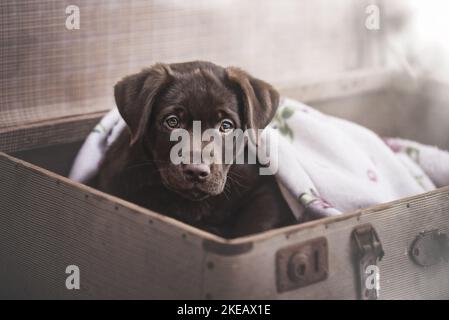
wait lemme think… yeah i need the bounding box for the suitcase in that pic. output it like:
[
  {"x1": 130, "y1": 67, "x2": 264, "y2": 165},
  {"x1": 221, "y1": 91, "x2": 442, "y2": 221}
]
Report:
[
  {"x1": 1, "y1": 69, "x2": 448, "y2": 299},
  {"x1": 1, "y1": 0, "x2": 448, "y2": 299}
]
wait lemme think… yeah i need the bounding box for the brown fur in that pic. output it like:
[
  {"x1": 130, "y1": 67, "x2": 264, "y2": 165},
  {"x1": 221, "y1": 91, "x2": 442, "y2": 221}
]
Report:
[{"x1": 94, "y1": 61, "x2": 295, "y2": 238}]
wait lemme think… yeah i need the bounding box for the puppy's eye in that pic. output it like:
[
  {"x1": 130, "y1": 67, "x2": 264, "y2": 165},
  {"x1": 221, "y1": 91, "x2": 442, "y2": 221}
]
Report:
[
  {"x1": 219, "y1": 119, "x2": 234, "y2": 133},
  {"x1": 164, "y1": 115, "x2": 180, "y2": 129}
]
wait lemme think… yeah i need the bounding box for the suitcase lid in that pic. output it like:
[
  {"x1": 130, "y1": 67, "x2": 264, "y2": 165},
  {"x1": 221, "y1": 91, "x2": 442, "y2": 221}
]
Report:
[{"x1": 1, "y1": 1, "x2": 385, "y2": 130}]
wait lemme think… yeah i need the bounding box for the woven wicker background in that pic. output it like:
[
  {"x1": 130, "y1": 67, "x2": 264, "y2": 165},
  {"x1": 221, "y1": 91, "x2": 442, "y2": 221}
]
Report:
[{"x1": 1, "y1": 0, "x2": 384, "y2": 128}]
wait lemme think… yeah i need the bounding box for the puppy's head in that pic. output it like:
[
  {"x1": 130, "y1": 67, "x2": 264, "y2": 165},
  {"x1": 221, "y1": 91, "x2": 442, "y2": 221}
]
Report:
[{"x1": 114, "y1": 61, "x2": 279, "y2": 201}]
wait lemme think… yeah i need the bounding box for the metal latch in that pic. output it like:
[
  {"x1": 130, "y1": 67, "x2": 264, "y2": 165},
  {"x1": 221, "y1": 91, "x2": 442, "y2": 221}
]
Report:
[
  {"x1": 410, "y1": 230, "x2": 449, "y2": 267},
  {"x1": 352, "y1": 224, "x2": 384, "y2": 300},
  {"x1": 276, "y1": 237, "x2": 328, "y2": 293}
]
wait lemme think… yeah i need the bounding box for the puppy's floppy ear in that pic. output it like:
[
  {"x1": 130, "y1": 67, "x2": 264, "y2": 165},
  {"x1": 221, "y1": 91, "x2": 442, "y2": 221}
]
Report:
[
  {"x1": 114, "y1": 63, "x2": 172, "y2": 145},
  {"x1": 225, "y1": 67, "x2": 279, "y2": 131}
]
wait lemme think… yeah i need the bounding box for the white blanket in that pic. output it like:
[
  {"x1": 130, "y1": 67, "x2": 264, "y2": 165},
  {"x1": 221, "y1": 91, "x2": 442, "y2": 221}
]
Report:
[
  {"x1": 262, "y1": 98, "x2": 449, "y2": 220},
  {"x1": 69, "y1": 98, "x2": 449, "y2": 221}
]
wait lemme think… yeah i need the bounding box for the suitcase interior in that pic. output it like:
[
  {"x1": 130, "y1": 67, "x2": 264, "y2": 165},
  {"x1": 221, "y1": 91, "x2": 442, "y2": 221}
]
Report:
[{"x1": 10, "y1": 76, "x2": 449, "y2": 177}]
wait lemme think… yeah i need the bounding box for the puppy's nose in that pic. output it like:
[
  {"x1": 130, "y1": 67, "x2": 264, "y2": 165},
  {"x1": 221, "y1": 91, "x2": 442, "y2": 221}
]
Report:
[{"x1": 183, "y1": 164, "x2": 210, "y2": 182}]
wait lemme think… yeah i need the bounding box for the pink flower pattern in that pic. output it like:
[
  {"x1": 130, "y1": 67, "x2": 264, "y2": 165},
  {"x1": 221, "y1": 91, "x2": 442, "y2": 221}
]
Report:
[
  {"x1": 367, "y1": 169, "x2": 378, "y2": 182},
  {"x1": 383, "y1": 138, "x2": 403, "y2": 153}
]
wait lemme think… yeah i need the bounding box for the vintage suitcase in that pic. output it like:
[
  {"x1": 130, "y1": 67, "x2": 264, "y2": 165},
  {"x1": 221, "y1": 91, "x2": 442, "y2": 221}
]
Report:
[
  {"x1": 1, "y1": 70, "x2": 449, "y2": 299},
  {"x1": 2, "y1": 0, "x2": 449, "y2": 299}
]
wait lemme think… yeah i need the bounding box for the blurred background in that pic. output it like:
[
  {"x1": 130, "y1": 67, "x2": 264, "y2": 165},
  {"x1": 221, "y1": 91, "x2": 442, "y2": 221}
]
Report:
[{"x1": 1, "y1": 0, "x2": 449, "y2": 151}]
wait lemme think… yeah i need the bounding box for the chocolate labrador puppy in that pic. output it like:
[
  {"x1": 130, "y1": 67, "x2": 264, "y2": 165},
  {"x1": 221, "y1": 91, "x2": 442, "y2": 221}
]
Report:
[{"x1": 94, "y1": 61, "x2": 294, "y2": 238}]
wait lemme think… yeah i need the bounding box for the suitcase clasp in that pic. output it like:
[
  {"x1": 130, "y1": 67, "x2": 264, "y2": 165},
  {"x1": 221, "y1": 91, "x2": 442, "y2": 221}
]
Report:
[
  {"x1": 276, "y1": 237, "x2": 328, "y2": 293},
  {"x1": 352, "y1": 224, "x2": 384, "y2": 300}
]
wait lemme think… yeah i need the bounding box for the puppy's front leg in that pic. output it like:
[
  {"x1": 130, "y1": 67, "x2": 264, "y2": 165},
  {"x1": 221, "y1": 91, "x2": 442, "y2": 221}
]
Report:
[{"x1": 230, "y1": 176, "x2": 295, "y2": 237}]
